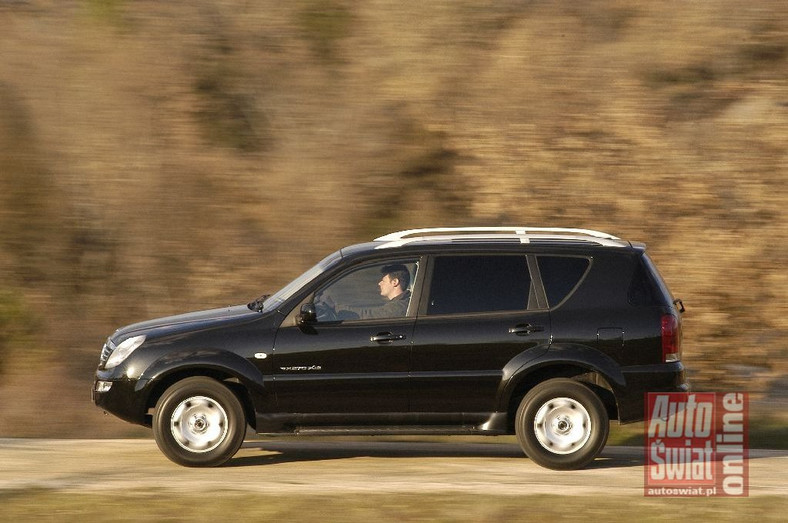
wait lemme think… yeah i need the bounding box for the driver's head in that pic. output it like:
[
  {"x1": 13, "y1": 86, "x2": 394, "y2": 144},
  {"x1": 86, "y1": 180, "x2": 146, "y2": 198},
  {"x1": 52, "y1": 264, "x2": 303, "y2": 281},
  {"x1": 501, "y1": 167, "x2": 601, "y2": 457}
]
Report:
[{"x1": 379, "y1": 264, "x2": 410, "y2": 299}]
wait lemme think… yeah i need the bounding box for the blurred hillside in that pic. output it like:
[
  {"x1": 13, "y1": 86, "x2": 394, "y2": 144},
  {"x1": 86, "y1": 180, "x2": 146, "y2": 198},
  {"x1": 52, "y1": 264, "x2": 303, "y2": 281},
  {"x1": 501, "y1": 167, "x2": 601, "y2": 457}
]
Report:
[{"x1": 0, "y1": 1, "x2": 786, "y2": 436}]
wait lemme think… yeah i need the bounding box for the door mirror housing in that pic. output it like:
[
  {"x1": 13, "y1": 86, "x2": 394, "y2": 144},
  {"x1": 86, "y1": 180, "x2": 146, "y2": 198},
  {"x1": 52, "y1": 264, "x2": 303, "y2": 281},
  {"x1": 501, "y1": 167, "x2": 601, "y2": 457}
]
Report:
[{"x1": 296, "y1": 303, "x2": 317, "y2": 326}]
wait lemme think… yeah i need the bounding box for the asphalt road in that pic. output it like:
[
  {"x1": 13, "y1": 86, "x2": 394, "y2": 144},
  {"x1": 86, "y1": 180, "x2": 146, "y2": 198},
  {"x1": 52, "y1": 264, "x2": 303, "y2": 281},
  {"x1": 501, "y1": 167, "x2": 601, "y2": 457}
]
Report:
[{"x1": 1, "y1": 439, "x2": 785, "y2": 497}]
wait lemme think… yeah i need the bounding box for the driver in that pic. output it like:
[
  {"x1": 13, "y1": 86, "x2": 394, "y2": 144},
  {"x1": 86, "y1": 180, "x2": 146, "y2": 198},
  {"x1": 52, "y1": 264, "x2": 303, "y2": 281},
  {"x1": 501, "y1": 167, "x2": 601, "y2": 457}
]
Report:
[{"x1": 327, "y1": 264, "x2": 411, "y2": 320}]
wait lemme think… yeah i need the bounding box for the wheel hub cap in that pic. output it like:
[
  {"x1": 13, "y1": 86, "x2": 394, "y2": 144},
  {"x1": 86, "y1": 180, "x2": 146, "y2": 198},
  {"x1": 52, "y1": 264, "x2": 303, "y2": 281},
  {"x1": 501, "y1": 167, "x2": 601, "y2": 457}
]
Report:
[
  {"x1": 170, "y1": 396, "x2": 228, "y2": 453},
  {"x1": 534, "y1": 397, "x2": 592, "y2": 455}
]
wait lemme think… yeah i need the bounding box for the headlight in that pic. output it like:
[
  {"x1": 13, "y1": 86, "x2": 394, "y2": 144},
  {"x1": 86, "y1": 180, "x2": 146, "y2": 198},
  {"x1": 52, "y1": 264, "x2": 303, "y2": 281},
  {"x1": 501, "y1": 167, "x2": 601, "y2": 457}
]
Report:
[{"x1": 105, "y1": 335, "x2": 146, "y2": 369}]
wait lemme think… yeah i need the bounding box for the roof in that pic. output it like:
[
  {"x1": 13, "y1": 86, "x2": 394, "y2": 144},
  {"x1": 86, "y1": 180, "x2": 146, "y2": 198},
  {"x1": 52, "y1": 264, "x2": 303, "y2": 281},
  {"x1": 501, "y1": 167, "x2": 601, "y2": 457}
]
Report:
[{"x1": 373, "y1": 227, "x2": 630, "y2": 249}]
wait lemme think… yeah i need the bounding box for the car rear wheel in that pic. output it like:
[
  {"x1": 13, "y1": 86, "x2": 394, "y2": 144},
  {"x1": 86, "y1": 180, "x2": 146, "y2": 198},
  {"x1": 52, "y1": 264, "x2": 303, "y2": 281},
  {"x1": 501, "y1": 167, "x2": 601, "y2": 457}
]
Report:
[
  {"x1": 515, "y1": 378, "x2": 609, "y2": 470},
  {"x1": 153, "y1": 377, "x2": 246, "y2": 467}
]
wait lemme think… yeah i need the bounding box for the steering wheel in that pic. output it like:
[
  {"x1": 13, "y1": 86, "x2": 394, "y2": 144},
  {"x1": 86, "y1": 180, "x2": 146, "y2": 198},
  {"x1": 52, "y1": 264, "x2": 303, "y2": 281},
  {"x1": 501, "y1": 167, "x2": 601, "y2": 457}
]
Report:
[{"x1": 314, "y1": 296, "x2": 338, "y2": 322}]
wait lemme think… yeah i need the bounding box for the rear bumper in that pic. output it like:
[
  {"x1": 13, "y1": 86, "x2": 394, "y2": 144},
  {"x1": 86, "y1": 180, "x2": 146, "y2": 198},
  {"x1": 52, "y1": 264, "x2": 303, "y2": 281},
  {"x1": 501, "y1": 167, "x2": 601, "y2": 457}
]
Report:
[{"x1": 617, "y1": 362, "x2": 689, "y2": 423}]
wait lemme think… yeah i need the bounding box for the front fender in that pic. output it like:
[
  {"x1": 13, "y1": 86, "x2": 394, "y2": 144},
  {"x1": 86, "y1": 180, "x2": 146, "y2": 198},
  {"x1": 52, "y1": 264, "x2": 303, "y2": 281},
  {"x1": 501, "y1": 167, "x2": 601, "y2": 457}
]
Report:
[{"x1": 137, "y1": 348, "x2": 266, "y2": 401}]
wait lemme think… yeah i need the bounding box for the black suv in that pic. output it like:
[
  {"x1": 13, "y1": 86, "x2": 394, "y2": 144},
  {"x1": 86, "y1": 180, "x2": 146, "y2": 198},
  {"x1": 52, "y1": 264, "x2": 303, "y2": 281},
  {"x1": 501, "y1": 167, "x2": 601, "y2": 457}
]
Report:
[{"x1": 92, "y1": 227, "x2": 688, "y2": 470}]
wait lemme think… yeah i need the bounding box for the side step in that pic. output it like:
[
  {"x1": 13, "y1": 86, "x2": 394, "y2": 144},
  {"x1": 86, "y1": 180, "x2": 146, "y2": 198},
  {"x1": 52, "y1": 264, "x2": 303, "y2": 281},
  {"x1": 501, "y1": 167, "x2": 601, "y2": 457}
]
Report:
[{"x1": 291, "y1": 426, "x2": 505, "y2": 437}]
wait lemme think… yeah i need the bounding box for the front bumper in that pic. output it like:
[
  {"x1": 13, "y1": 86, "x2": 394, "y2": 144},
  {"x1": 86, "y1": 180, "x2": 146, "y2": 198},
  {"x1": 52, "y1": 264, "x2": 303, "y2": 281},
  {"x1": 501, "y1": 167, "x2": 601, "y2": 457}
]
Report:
[{"x1": 92, "y1": 375, "x2": 151, "y2": 427}]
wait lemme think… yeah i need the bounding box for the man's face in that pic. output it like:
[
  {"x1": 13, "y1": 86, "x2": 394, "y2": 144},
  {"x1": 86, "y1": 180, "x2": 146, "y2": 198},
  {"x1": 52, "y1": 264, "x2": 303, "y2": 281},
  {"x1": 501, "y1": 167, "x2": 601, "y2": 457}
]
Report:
[{"x1": 378, "y1": 274, "x2": 397, "y2": 299}]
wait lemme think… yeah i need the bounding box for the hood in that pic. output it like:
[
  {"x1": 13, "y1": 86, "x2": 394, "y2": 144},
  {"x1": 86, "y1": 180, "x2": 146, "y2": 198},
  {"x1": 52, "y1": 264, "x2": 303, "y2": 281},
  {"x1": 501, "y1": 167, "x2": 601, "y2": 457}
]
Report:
[{"x1": 111, "y1": 305, "x2": 259, "y2": 341}]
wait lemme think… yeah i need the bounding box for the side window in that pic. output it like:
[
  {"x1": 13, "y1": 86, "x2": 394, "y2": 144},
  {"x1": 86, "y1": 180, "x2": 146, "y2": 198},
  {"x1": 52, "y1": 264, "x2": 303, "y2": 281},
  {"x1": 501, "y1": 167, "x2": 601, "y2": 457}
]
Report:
[
  {"x1": 537, "y1": 256, "x2": 590, "y2": 308},
  {"x1": 314, "y1": 260, "x2": 418, "y2": 321},
  {"x1": 427, "y1": 255, "x2": 531, "y2": 315}
]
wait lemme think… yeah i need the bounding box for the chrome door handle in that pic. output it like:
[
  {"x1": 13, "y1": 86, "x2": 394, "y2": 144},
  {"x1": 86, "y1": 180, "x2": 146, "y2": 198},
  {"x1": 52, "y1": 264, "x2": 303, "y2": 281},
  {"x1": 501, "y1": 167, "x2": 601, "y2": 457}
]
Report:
[
  {"x1": 509, "y1": 324, "x2": 545, "y2": 335},
  {"x1": 370, "y1": 332, "x2": 407, "y2": 343}
]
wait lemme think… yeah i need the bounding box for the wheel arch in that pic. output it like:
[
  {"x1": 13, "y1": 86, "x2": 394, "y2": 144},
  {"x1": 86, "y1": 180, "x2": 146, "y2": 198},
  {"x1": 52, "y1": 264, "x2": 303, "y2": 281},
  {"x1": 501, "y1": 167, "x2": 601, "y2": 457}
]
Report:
[
  {"x1": 139, "y1": 350, "x2": 264, "y2": 430},
  {"x1": 502, "y1": 353, "x2": 623, "y2": 432}
]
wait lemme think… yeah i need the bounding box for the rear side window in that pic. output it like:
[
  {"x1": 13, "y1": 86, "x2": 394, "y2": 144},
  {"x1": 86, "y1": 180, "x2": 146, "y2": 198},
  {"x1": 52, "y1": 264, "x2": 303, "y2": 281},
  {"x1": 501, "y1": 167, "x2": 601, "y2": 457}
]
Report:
[
  {"x1": 427, "y1": 255, "x2": 531, "y2": 315},
  {"x1": 537, "y1": 256, "x2": 590, "y2": 307}
]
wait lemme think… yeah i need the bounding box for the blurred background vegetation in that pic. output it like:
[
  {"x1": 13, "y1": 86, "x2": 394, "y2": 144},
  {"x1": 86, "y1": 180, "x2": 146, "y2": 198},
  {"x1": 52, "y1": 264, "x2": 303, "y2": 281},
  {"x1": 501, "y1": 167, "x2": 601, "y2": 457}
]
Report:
[{"x1": 0, "y1": 0, "x2": 785, "y2": 437}]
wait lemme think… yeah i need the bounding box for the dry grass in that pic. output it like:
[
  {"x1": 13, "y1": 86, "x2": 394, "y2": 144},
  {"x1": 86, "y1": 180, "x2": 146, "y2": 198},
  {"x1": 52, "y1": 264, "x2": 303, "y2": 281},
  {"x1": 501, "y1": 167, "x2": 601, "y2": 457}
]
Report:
[
  {"x1": 2, "y1": 490, "x2": 787, "y2": 522},
  {"x1": 0, "y1": 1, "x2": 786, "y2": 436}
]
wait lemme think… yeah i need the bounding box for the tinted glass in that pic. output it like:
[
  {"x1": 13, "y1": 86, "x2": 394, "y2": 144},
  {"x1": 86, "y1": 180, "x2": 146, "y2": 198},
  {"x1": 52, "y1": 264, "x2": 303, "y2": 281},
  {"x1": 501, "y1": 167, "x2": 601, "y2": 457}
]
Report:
[
  {"x1": 537, "y1": 256, "x2": 590, "y2": 307},
  {"x1": 262, "y1": 250, "x2": 343, "y2": 312},
  {"x1": 427, "y1": 256, "x2": 530, "y2": 315},
  {"x1": 315, "y1": 260, "x2": 418, "y2": 321}
]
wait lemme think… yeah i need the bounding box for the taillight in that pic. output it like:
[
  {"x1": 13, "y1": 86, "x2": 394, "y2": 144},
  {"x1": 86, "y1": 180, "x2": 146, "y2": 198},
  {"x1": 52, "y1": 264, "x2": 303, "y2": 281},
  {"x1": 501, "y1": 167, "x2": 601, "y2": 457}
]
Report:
[{"x1": 661, "y1": 314, "x2": 681, "y2": 362}]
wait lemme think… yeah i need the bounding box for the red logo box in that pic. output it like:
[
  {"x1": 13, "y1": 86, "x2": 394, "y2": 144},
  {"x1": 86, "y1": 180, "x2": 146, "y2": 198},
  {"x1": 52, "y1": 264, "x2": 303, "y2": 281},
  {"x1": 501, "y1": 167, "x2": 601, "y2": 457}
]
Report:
[{"x1": 645, "y1": 392, "x2": 748, "y2": 497}]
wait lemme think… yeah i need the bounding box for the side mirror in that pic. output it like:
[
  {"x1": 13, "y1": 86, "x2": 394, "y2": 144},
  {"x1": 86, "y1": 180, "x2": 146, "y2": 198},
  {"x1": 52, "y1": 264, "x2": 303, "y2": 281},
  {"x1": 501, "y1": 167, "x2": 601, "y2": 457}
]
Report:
[{"x1": 296, "y1": 303, "x2": 317, "y2": 326}]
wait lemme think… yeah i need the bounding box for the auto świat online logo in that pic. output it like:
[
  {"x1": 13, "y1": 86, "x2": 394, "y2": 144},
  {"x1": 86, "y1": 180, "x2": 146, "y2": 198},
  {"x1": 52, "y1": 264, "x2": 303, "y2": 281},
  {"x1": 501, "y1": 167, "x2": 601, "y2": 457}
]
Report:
[{"x1": 644, "y1": 392, "x2": 749, "y2": 497}]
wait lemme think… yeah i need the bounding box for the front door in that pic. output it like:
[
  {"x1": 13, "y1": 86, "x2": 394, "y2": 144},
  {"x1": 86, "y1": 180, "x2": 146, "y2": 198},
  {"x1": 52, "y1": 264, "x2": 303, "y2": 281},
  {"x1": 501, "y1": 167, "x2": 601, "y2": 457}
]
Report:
[{"x1": 272, "y1": 258, "x2": 420, "y2": 415}]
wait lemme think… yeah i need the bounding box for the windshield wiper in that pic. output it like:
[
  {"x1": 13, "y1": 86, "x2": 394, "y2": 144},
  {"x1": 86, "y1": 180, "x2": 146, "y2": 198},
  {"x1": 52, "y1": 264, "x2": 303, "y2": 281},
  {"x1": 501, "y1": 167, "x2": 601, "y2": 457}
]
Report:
[{"x1": 247, "y1": 294, "x2": 270, "y2": 312}]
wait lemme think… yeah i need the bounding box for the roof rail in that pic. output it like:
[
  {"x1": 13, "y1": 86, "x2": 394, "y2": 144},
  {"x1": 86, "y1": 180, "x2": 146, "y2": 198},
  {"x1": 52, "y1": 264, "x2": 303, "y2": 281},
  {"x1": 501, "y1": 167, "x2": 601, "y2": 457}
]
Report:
[
  {"x1": 373, "y1": 227, "x2": 624, "y2": 249},
  {"x1": 375, "y1": 227, "x2": 619, "y2": 241}
]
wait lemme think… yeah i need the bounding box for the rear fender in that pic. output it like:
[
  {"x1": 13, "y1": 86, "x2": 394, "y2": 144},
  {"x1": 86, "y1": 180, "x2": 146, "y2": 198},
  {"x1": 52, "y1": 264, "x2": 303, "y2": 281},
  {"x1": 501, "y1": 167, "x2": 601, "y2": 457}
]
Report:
[{"x1": 499, "y1": 343, "x2": 626, "y2": 413}]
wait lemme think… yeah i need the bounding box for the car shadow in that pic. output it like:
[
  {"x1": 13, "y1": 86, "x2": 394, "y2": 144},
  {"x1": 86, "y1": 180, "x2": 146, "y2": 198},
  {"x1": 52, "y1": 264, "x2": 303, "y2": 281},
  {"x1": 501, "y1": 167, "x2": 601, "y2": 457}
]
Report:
[
  {"x1": 228, "y1": 440, "x2": 786, "y2": 469},
  {"x1": 227, "y1": 440, "x2": 649, "y2": 469},
  {"x1": 227, "y1": 440, "x2": 522, "y2": 467}
]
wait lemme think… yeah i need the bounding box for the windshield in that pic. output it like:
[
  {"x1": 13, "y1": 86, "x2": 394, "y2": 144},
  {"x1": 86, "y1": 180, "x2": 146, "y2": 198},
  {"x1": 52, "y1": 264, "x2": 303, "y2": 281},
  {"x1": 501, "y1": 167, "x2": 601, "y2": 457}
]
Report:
[{"x1": 259, "y1": 250, "x2": 343, "y2": 313}]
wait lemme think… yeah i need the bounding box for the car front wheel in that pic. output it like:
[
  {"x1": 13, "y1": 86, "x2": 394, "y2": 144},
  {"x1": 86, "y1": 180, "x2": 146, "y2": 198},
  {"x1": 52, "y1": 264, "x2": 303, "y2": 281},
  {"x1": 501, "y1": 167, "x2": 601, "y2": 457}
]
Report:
[
  {"x1": 153, "y1": 377, "x2": 246, "y2": 467},
  {"x1": 515, "y1": 378, "x2": 609, "y2": 470}
]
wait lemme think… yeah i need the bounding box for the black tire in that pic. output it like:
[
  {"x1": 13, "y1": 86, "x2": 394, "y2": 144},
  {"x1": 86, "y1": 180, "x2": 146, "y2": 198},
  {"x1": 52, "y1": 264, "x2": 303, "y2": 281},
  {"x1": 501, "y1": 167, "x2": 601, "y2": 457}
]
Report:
[
  {"x1": 152, "y1": 377, "x2": 246, "y2": 467},
  {"x1": 515, "y1": 378, "x2": 609, "y2": 470}
]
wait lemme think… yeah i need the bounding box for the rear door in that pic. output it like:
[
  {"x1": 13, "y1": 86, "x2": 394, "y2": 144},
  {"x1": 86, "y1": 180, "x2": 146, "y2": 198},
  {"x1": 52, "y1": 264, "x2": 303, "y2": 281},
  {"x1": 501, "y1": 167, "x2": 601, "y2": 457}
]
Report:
[{"x1": 409, "y1": 254, "x2": 551, "y2": 413}]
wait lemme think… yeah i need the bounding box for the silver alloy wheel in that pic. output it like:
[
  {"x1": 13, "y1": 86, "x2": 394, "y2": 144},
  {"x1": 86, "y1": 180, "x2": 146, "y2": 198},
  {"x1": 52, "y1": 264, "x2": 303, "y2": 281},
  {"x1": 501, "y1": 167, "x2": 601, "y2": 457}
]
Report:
[
  {"x1": 533, "y1": 397, "x2": 592, "y2": 454},
  {"x1": 170, "y1": 395, "x2": 229, "y2": 453}
]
